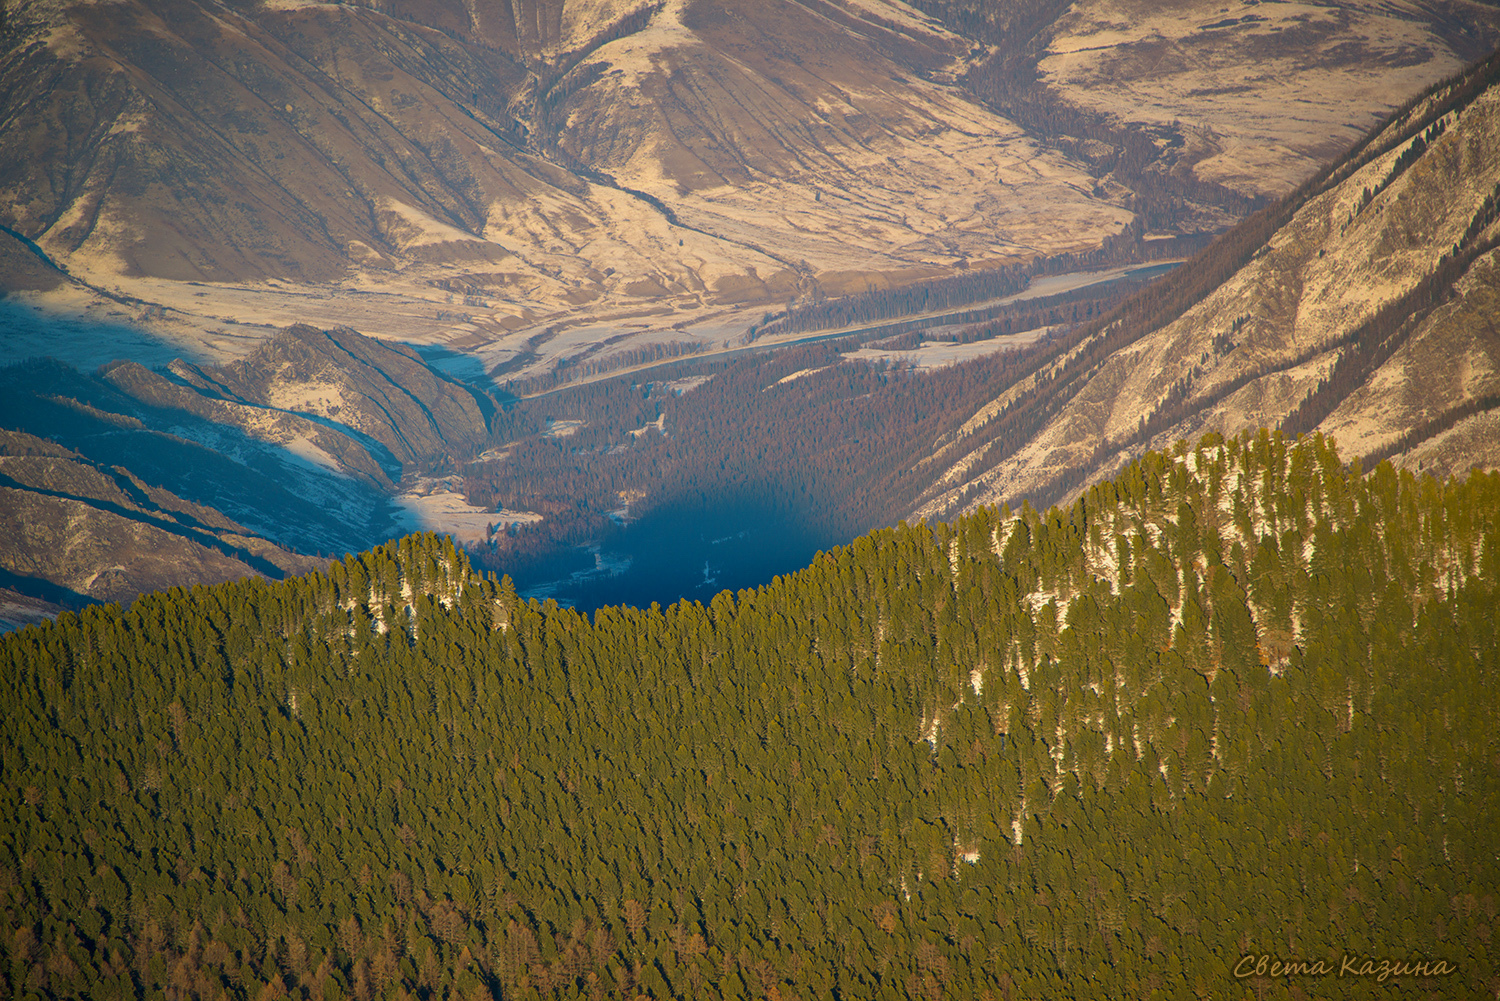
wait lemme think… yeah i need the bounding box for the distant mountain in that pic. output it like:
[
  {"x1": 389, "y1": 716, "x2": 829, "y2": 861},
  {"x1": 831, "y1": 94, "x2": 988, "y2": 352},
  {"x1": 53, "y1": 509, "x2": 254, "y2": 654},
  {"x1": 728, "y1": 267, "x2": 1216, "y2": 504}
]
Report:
[
  {"x1": 2, "y1": 0, "x2": 1494, "y2": 384},
  {"x1": 16, "y1": 33, "x2": 1498, "y2": 615},
  {"x1": 4, "y1": 6, "x2": 1500, "y2": 616},
  {"x1": 911, "y1": 50, "x2": 1500, "y2": 521}
]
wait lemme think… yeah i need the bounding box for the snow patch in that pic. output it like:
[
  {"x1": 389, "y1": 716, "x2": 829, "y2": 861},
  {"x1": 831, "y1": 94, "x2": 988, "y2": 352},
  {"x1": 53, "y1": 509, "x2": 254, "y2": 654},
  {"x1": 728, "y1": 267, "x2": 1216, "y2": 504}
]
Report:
[
  {"x1": 1025, "y1": 589, "x2": 1062, "y2": 615},
  {"x1": 544, "y1": 419, "x2": 586, "y2": 438},
  {"x1": 629, "y1": 414, "x2": 666, "y2": 437},
  {"x1": 663, "y1": 374, "x2": 712, "y2": 395},
  {"x1": 521, "y1": 546, "x2": 634, "y2": 605},
  {"x1": 393, "y1": 479, "x2": 538, "y2": 545},
  {"x1": 772, "y1": 366, "x2": 830, "y2": 387},
  {"x1": 282, "y1": 435, "x2": 342, "y2": 474},
  {"x1": 923, "y1": 710, "x2": 941, "y2": 749},
  {"x1": 846, "y1": 330, "x2": 1049, "y2": 371}
]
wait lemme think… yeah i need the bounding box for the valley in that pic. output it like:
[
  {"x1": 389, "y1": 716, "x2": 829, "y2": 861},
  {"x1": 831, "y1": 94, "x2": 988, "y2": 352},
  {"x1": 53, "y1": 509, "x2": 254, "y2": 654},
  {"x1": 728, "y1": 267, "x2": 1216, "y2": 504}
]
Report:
[
  {"x1": 3, "y1": 4, "x2": 1500, "y2": 998},
  {"x1": 4, "y1": 0, "x2": 1497, "y2": 386},
  {"x1": 5, "y1": 36, "x2": 1500, "y2": 615},
  {"x1": 0, "y1": 246, "x2": 1193, "y2": 615}
]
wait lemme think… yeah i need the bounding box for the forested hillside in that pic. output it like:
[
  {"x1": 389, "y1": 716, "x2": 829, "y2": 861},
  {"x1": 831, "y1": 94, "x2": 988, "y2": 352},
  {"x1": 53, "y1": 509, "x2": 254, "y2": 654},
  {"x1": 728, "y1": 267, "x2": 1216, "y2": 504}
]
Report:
[
  {"x1": 465, "y1": 339, "x2": 1033, "y2": 581},
  {"x1": 3, "y1": 432, "x2": 1495, "y2": 999}
]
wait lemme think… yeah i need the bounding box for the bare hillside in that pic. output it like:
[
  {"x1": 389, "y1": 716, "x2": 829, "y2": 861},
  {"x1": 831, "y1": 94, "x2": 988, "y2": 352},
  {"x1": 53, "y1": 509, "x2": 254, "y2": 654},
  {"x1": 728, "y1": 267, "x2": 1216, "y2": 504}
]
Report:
[
  {"x1": 2, "y1": 0, "x2": 1494, "y2": 384},
  {"x1": 0, "y1": 428, "x2": 321, "y2": 615},
  {"x1": 912, "y1": 52, "x2": 1500, "y2": 521}
]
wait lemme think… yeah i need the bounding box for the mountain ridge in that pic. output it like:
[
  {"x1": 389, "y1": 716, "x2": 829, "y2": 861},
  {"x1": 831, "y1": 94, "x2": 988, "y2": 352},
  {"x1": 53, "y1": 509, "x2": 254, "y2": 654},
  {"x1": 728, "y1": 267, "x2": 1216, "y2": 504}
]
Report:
[
  {"x1": 0, "y1": 321, "x2": 514, "y2": 618},
  {"x1": 0, "y1": 426, "x2": 323, "y2": 610}
]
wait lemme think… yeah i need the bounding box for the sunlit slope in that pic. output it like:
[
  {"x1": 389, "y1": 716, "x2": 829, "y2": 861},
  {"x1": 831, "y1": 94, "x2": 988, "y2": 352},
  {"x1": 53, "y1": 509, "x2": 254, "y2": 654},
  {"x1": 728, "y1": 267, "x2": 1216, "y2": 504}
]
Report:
[
  {"x1": 0, "y1": 0, "x2": 1116, "y2": 361},
  {"x1": 915, "y1": 52, "x2": 1500, "y2": 520},
  {"x1": 3, "y1": 0, "x2": 1494, "y2": 381},
  {"x1": 3, "y1": 433, "x2": 1495, "y2": 999},
  {"x1": 1036, "y1": 0, "x2": 1500, "y2": 196}
]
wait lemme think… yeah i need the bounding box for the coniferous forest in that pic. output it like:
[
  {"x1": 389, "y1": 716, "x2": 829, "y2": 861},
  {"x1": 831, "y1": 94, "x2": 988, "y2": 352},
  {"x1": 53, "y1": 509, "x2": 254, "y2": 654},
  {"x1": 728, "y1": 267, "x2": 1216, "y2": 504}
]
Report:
[{"x1": 2, "y1": 432, "x2": 1496, "y2": 1000}]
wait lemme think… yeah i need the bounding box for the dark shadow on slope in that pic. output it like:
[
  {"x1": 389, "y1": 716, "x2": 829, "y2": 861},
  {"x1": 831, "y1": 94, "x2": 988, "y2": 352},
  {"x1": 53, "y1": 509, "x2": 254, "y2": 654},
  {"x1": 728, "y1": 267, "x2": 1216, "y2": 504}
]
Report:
[
  {"x1": 511, "y1": 496, "x2": 828, "y2": 613},
  {"x1": 0, "y1": 566, "x2": 92, "y2": 609},
  {"x1": 152, "y1": 360, "x2": 407, "y2": 482},
  {"x1": 0, "y1": 298, "x2": 216, "y2": 371},
  {"x1": 409, "y1": 341, "x2": 505, "y2": 402}
]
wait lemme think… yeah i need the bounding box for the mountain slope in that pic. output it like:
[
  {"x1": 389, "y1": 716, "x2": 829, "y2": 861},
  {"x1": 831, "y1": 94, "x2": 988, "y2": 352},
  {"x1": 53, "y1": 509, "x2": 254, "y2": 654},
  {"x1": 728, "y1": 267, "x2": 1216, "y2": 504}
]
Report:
[
  {"x1": 0, "y1": 0, "x2": 1118, "y2": 366},
  {"x1": 0, "y1": 359, "x2": 387, "y2": 556},
  {"x1": 1030, "y1": 0, "x2": 1500, "y2": 196},
  {"x1": 0, "y1": 428, "x2": 321, "y2": 612},
  {"x1": 0, "y1": 322, "x2": 501, "y2": 579},
  {"x1": 913, "y1": 50, "x2": 1500, "y2": 520},
  {"x1": 2, "y1": 0, "x2": 1494, "y2": 383},
  {"x1": 164, "y1": 324, "x2": 495, "y2": 470}
]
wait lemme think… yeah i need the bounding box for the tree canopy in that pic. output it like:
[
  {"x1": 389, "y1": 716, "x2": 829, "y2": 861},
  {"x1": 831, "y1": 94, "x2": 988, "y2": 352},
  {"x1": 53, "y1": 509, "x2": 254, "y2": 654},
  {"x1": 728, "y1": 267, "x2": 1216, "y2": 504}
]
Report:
[{"x1": 2, "y1": 431, "x2": 1495, "y2": 1000}]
